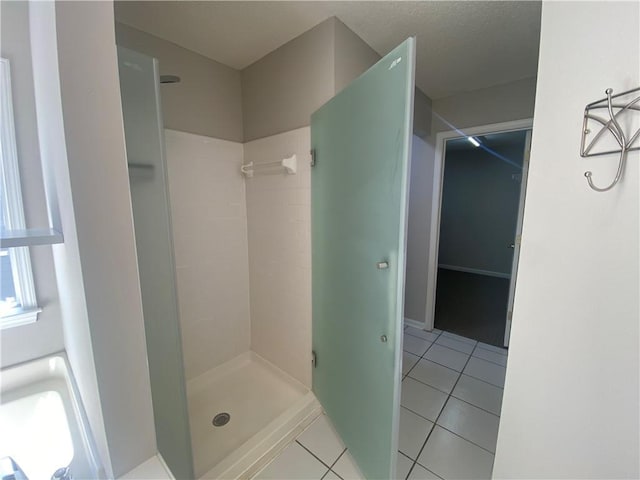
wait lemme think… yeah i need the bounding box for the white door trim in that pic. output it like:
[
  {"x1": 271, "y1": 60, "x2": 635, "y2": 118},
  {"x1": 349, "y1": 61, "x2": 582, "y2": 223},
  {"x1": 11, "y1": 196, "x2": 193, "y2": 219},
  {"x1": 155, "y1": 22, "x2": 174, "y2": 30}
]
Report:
[
  {"x1": 424, "y1": 118, "x2": 534, "y2": 339},
  {"x1": 504, "y1": 130, "x2": 532, "y2": 347}
]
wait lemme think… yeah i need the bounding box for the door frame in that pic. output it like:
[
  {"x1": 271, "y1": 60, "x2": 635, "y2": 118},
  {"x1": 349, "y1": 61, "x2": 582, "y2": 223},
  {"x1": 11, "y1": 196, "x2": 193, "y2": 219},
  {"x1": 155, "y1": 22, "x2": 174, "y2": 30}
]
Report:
[
  {"x1": 424, "y1": 118, "x2": 533, "y2": 346},
  {"x1": 503, "y1": 129, "x2": 532, "y2": 347}
]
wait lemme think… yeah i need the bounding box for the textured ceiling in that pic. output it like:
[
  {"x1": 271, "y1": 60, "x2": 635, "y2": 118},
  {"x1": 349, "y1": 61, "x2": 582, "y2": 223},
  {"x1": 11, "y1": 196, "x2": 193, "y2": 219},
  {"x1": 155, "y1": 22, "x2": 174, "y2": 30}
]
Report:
[{"x1": 114, "y1": 1, "x2": 541, "y2": 100}]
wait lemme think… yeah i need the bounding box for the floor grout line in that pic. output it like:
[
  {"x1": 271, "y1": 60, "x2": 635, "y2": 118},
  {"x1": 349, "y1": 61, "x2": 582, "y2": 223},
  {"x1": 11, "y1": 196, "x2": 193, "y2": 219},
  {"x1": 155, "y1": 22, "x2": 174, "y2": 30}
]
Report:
[
  {"x1": 404, "y1": 331, "x2": 507, "y2": 479},
  {"x1": 401, "y1": 329, "x2": 444, "y2": 479},
  {"x1": 456, "y1": 372, "x2": 505, "y2": 390},
  {"x1": 402, "y1": 373, "x2": 457, "y2": 397},
  {"x1": 470, "y1": 353, "x2": 509, "y2": 368},
  {"x1": 320, "y1": 447, "x2": 347, "y2": 480},
  {"x1": 403, "y1": 327, "x2": 507, "y2": 466},
  {"x1": 447, "y1": 392, "x2": 502, "y2": 417},
  {"x1": 408, "y1": 355, "x2": 469, "y2": 375},
  {"x1": 474, "y1": 343, "x2": 509, "y2": 354},
  {"x1": 458, "y1": 370, "x2": 506, "y2": 389},
  {"x1": 400, "y1": 404, "x2": 439, "y2": 424},
  {"x1": 330, "y1": 448, "x2": 347, "y2": 469},
  {"x1": 421, "y1": 422, "x2": 498, "y2": 456},
  {"x1": 412, "y1": 461, "x2": 445, "y2": 480},
  {"x1": 404, "y1": 346, "x2": 507, "y2": 389},
  {"x1": 434, "y1": 337, "x2": 478, "y2": 352},
  {"x1": 260, "y1": 327, "x2": 503, "y2": 480},
  {"x1": 295, "y1": 439, "x2": 341, "y2": 473},
  {"x1": 403, "y1": 330, "x2": 442, "y2": 377},
  {"x1": 404, "y1": 338, "x2": 480, "y2": 480},
  {"x1": 404, "y1": 333, "x2": 441, "y2": 343},
  {"x1": 400, "y1": 383, "x2": 502, "y2": 426}
]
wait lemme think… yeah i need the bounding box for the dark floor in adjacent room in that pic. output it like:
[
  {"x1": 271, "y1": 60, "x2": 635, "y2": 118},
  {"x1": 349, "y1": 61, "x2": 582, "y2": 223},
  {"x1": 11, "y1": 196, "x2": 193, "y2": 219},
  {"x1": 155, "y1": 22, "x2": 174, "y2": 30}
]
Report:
[{"x1": 434, "y1": 268, "x2": 509, "y2": 347}]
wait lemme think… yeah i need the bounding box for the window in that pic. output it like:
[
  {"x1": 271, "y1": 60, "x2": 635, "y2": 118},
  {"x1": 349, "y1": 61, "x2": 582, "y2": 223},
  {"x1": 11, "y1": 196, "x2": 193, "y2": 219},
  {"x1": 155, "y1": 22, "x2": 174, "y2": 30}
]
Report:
[{"x1": 1, "y1": 57, "x2": 41, "y2": 328}]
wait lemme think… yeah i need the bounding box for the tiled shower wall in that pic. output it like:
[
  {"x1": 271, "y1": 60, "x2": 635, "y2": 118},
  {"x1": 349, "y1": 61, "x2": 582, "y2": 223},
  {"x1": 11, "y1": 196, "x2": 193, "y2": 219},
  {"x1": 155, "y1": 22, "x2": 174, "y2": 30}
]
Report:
[
  {"x1": 165, "y1": 129, "x2": 251, "y2": 381},
  {"x1": 164, "y1": 127, "x2": 312, "y2": 387},
  {"x1": 244, "y1": 128, "x2": 313, "y2": 388}
]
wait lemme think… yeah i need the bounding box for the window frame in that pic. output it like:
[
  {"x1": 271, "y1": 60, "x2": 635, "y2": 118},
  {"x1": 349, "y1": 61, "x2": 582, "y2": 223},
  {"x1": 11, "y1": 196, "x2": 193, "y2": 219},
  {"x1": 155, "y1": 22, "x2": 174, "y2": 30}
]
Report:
[{"x1": 1, "y1": 57, "x2": 41, "y2": 328}]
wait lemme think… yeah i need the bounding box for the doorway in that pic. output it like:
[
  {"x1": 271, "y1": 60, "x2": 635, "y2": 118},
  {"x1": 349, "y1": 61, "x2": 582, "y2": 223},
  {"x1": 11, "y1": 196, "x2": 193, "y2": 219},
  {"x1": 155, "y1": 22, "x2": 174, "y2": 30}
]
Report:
[{"x1": 425, "y1": 121, "x2": 532, "y2": 347}]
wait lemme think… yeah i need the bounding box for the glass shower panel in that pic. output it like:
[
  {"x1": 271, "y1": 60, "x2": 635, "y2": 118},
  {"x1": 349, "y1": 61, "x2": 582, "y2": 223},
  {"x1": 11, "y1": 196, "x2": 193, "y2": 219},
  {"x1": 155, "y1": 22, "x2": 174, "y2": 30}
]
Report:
[
  {"x1": 311, "y1": 38, "x2": 416, "y2": 479},
  {"x1": 117, "y1": 47, "x2": 194, "y2": 480}
]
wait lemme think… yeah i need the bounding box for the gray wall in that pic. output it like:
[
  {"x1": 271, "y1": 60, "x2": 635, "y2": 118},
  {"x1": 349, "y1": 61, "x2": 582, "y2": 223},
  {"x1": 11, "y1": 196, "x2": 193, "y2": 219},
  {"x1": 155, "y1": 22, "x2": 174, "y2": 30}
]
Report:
[
  {"x1": 0, "y1": 0, "x2": 64, "y2": 368},
  {"x1": 403, "y1": 77, "x2": 536, "y2": 324},
  {"x1": 243, "y1": 17, "x2": 432, "y2": 142},
  {"x1": 413, "y1": 89, "x2": 433, "y2": 138},
  {"x1": 333, "y1": 18, "x2": 380, "y2": 93},
  {"x1": 438, "y1": 143, "x2": 525, "y2": 275},
  {"x1": 432, "y1": 77, "x2": 537, "y2": 134},
  {"x1": 116, "y1": 17, "x2": 431, "y2": 143},
  {"x1": 241, "y1": 18, "x2": 336, "y2": 141},
  {"x1": 405, "y1": 135, "x2": 434, "y2": 324},
  {"x1": 54, "y1": 2, "x2": 156, "y2": 476},
  {"x1": 115, "y1": 22, "x2": 243, "y2": 142}
]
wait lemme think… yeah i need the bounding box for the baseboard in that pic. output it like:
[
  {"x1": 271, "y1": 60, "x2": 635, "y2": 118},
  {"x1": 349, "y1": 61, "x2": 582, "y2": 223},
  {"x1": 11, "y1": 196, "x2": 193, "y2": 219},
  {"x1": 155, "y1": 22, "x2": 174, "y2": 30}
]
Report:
[
  {"x1": 438, "y1": 264, "x2": 511, "y2": 279},
  {"x1": 404, "y1": 317, "x2": 427, "y2": 330}
]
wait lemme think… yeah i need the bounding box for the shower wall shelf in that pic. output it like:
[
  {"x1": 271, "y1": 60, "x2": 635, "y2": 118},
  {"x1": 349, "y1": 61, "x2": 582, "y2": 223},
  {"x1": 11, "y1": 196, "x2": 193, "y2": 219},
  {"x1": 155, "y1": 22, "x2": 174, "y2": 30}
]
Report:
[
  {"x1": 581, "y1": 86, "x2": 640, "y2": 192},
  {"x1": 241, "y1": 154, "x2": 297, "y2": 177}
]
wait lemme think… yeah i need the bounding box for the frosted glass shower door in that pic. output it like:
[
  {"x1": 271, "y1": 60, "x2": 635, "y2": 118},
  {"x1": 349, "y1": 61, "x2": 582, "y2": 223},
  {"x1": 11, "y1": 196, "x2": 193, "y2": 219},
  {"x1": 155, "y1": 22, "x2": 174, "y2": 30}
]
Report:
[
  {"x1": 117, "y1": 47, "x2": 194, "y2": 479},
  {"x1": 311, "y1": 38, "x2": 415, "y2": 479}
]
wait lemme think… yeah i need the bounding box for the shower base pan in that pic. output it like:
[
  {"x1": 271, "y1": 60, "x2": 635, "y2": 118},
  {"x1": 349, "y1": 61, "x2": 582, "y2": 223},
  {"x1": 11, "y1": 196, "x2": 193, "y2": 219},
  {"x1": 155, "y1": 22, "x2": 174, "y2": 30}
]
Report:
[{"x1": 187, "y1": 352, "x2": 320, "y2": 479}]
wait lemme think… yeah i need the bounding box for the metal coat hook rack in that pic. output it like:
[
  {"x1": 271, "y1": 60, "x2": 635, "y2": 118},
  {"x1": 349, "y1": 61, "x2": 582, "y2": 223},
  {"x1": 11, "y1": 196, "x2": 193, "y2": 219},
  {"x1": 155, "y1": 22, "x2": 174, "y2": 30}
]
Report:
[{"x1": 581, "y1": 86, "x2": 640, "y2": 192}]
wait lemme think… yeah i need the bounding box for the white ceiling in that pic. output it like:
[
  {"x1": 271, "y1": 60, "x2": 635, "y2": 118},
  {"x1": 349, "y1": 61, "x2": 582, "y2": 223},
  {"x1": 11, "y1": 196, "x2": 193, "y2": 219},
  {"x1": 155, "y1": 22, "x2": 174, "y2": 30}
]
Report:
[{"x1": 114, "y1": 1, "x2": 541, "y2": 100}]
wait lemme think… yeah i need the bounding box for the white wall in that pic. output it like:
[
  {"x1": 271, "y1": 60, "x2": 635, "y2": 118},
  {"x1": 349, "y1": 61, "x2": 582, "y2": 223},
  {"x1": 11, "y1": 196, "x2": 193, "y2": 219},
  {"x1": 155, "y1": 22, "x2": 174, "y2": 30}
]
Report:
[
  {"x1": 164, "y1": 129, "x2": 251, "y2": 381},
  {"x1": 0, "y1": 0, "x2": 64, "y2": 368},
  {"x1": 53, "y1": 2, "x2": 156, "y2": 476},
  {"x1": 494, "y1": 2, "x2": 639, "y2": 478},
  {"x1": 245, "y1": 127, "x2": 312, "y2": 388},
  {"x1": 28, "y1": 2, "x2": 112, "y2": 474},
  {"x1": 163, "y1": 126, "x2": 312, "y2": 389}
]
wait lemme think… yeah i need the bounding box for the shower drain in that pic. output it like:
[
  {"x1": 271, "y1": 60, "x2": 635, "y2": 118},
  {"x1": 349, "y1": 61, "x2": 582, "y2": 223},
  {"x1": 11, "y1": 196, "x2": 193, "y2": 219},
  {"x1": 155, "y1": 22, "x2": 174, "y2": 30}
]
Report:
[{"x1": 212, "y1": 412, "x2": 231, "y2": 427}]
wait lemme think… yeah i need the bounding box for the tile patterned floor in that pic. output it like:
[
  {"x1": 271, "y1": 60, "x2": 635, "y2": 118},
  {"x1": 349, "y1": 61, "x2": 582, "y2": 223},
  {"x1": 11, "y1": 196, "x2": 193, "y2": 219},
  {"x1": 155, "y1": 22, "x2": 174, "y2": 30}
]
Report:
[{"x1": 252, "y1": 327, "x2": 508, "y2": 479}]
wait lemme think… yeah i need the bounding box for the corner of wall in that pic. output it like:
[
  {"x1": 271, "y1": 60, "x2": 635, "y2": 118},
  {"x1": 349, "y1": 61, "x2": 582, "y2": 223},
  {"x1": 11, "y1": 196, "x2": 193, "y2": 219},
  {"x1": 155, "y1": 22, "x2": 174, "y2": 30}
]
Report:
[
  {"x1": 332, "y1": 17, "x2": 380, "y2": 94},
  {"x1": 431, "y1": 77, "x2": 537, "y2": 135},
  {"x1": 0, "y1": 0, "x2": 65, "y2": 369},
  {"x1": 114, "y1": 21, "x2": 244, "y2": 143},
  {"x1": 54, "y1": 1, "x2": 157, "y2": 476},
  {"x1": 240, "y1": 17, "x2": 336, "y2": 142},
  {"x1": 413, "y1": 88, "x2": 433, "y2": 138}
]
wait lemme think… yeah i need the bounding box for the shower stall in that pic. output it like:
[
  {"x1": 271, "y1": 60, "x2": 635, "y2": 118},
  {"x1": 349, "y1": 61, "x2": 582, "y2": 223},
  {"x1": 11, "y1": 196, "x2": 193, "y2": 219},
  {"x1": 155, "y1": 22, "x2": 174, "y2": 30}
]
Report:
[
  {"x1": 117, "y1": 35, "x2": 415, "y2": 480},
  {"x1": 117, "y1": 47, "x2": 319, "y2": 479}
]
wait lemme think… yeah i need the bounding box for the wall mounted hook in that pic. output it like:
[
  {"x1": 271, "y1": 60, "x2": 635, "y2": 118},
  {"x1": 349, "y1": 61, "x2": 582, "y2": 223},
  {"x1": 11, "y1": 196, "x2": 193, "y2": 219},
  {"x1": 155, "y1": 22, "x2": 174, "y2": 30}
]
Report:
[{"x1": 580, "y1": 86, "x2": 640, "y2": 192}]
